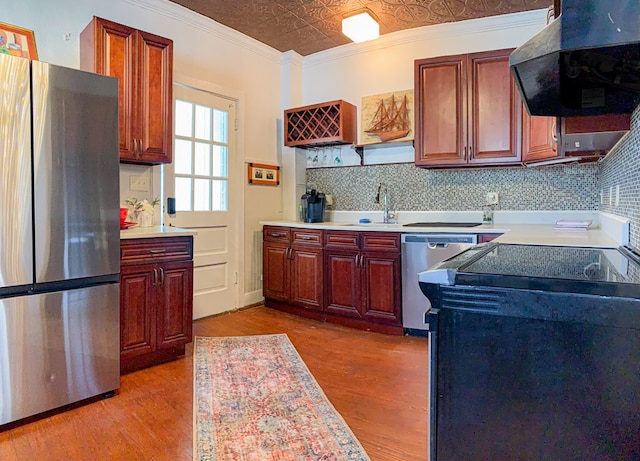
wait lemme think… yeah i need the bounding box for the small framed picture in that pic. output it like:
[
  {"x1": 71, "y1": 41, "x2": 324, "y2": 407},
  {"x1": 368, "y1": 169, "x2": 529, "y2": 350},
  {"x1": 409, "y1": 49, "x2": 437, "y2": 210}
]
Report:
[
  {"x1": 0, "y1": 22, "x2": 38, "y2": 60},
  {"x1": 248, "y1": 162, "x2": 280, "y2": 186}
]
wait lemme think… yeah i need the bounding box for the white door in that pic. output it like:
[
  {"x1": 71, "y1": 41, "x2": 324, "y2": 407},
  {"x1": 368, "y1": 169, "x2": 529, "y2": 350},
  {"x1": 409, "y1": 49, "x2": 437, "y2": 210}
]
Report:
[{"x1": 164, "y1": 83, "x2": 240, "y2": 319}]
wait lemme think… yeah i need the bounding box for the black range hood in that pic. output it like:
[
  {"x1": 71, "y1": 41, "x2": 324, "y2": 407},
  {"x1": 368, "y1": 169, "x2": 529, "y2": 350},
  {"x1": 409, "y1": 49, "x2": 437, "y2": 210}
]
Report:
[{"x1": 510, "y1": 1, "x2": 640, "y2": 117}]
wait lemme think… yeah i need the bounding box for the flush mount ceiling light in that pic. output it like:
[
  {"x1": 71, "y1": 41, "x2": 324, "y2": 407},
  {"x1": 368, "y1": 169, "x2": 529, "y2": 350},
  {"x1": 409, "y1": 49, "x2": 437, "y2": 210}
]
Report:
[{"x1": 342, "y1": 11, "x2": 379, "y2": 43}]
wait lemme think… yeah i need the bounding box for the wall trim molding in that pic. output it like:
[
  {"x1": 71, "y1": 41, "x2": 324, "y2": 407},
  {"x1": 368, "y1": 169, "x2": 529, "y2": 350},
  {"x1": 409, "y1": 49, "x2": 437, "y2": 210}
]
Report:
[
  {"x1": 120, "y1": 0, "x2": 283, "y2": 64},
  {"x1": 303, "y1": 9, "x2": 547, "y2": 68}
]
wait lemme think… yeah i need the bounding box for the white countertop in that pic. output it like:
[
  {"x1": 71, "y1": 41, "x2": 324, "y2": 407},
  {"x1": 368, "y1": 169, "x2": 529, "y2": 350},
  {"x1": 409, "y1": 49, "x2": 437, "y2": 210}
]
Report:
[
  {"x1": 259, "y1": 220, "x2": 623, "y2": 248},
  {"x1": 120, "y1": 225, "x2": 197, "y2": 239}
]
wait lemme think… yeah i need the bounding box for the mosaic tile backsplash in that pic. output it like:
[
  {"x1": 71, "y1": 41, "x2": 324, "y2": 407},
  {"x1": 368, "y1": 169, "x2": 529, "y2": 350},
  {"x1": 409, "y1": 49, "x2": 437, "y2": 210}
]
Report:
[
  {"x1": 307, "y1": 162, "x2": 599, "y2": 212},
  {"x1": 600, "y1": 106, "x2": 640, "y2": 250}
]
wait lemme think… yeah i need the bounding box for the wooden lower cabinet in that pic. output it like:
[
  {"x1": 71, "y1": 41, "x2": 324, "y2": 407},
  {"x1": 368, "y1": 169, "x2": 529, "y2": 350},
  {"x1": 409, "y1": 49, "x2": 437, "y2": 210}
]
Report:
[
  {"x1": 324, "y1": 249, "x2": 401, "y2": 326},
  {"x1": 263, "y1": 226, "x2": 402, "y2": 335},
  {"x1": 478, "y1": 233, "x2": 503, "y2": 243},
  {"x1": 120, "y1": 237, "x2": 193, "y2": 373},
  {"x1": 263, "y1": 227, "x2": 324, "y2": 311}
]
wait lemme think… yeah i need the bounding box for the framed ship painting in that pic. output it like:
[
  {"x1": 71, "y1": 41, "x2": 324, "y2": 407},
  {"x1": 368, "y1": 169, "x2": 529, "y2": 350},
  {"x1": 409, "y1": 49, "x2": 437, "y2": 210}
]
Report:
[
  {"x1": 360, "y1": 89, "x2": 414, "y2": 145},
  {"x1": 0, "y1": 22, "x2": 38, "y2": 60}
]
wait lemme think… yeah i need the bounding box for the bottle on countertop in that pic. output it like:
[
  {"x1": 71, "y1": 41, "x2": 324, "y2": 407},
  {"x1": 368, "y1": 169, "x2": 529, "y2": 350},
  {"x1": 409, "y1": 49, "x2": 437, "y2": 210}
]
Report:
[{"x1": 483, "y1": 204, "x2": 495, "y2": 224}]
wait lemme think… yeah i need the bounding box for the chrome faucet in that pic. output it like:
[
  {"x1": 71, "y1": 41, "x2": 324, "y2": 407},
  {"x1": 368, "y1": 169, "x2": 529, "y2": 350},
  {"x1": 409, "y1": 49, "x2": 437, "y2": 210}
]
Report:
[{"x1": 375, "y1": 183, "x2": 394, "y2": 223}]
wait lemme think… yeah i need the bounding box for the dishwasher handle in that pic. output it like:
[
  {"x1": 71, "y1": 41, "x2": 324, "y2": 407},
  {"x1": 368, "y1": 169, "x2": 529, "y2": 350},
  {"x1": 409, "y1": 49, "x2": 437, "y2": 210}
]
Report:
[{"x1": 428, "y1": 242, "x2": 449, "y2": 249}]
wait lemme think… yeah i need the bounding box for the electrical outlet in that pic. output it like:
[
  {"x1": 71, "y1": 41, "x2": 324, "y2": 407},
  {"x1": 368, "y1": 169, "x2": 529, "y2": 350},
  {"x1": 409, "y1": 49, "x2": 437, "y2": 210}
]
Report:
[
  {"x1": 486, "y1": 192, "x2": 499, "y2": 205},
  {"x1": 130, "y1": 175, "x2": 150, "y2": 192},
  {"x1": 609, "y1": 186, "x2": 613, "y2": 205},
  {"x1": 600, "y1": 189, "x2": 604, "y2": 204},
  {"x1": 615, "y1": 185, "x2": 620, "y2": 206}
]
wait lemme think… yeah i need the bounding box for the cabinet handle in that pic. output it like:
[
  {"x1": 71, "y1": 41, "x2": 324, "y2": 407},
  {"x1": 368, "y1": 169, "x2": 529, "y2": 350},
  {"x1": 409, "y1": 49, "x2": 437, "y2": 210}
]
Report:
[
  {"x1": 356, "y1": 254, "x2": 361, "y2": 267},
  {"x1": 159, "y1": 267, "x2": 164, "y2": 286},
  {"x1": 551, "y1": 122, "x2": 558, "y2": 151},
  {"x1": 139, "y1": 139, "x2": 143, "y2": 157},
  {"x1": 153, "y1": 268, "x2": 158, "y2": 286},
  {"x1": 149, "y1": 249, "x2": 166, "y2": 254},
  {"x1": 271, "y1": 232, "x2": 283, "y2": 237},
  {"x1": 360, "y1": 254, "x2": 365, "y2": 267},
  {"x1": 463, "y1": 146, "x2": 467, "y2": 159},
  {"x1": 468, "y1": 146, "x2": 472, "y2": 158},
  {"x1": 299, "y1": 236, "x2": 313, "y2": 240},
  {"x1": 133, "y1": 138, "x2": 138, "y2": 157}
]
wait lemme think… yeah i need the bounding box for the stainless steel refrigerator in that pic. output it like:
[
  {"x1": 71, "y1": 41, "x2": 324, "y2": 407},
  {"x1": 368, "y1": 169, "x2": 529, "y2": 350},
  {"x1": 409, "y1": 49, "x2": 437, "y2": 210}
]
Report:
[{"x1": 0, "y1": 53, "x2": 120, "y2": 426}]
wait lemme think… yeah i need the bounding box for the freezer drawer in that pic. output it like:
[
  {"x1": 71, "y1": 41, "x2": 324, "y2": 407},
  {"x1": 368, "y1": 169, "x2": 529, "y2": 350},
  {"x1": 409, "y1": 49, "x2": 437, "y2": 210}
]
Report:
[{"x1": 0, "y1": 284, "x2": 120, "y2": 425}]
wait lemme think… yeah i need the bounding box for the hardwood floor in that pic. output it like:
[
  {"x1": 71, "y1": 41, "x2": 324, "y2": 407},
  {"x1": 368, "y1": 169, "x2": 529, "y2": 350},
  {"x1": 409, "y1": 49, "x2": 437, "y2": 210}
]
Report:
[{"x1": 0, "y1": 306, "x2": 428, "y2": 460}]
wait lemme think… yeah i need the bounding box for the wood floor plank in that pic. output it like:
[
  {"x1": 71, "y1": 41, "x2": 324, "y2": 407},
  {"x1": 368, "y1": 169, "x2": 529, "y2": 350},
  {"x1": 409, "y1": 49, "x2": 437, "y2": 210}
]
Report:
[{"x1": 0, "y1": 306, "x2": 428, "y2": 460}]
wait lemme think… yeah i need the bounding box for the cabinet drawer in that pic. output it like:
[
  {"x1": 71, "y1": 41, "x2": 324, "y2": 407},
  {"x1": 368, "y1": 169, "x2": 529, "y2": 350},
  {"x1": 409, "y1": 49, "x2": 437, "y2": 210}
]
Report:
[
  {"x1": 121, "y1": 237, "x2": 193, "y2": 265},
  {"x1": 292, "y1": 228, "x2": 323, "y2": 247},
  {"x1": 264, "y1": 226, "x2": 291, "y2": 243},
  {"x1": 325, "y1": 231, "x2": 360, "y2": 250},
  {"x1": 362, "y1": 232, "x2": 400, "y2": 252}
]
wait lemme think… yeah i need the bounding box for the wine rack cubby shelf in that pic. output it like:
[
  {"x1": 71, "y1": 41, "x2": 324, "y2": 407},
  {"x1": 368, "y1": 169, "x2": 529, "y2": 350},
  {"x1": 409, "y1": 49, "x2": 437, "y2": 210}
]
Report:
[{"x1": 284, "y1": 100, "x2": 357, "y2": 148}]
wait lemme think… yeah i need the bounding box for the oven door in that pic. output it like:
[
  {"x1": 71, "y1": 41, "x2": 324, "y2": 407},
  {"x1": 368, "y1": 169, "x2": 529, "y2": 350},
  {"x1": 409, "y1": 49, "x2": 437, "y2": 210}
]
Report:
[{"x1": 425, "y1": 308, "x2": 439, "y2": 461}]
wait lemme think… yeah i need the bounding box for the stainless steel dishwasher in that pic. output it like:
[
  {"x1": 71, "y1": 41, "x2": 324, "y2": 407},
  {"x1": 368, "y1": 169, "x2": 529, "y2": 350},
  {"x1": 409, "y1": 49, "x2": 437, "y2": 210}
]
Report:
[{"x1": 401, "y1": 234, "x2": 477, "y2": 333}]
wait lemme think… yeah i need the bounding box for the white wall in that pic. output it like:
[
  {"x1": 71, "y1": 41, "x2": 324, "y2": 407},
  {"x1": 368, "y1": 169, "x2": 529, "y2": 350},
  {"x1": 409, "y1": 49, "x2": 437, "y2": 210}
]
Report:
[
  {"x1": 6, "y1": 0, "x2": 284, "y2": 307},
  {"x1": 279, "y1": 10, "x2": 549, "y2": 219}
]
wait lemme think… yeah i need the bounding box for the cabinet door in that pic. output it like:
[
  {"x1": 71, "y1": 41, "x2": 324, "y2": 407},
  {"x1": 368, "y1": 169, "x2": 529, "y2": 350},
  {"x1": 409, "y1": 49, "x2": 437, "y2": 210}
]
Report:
[
  {"x1": 522, "y1": 108, "x2": 558, "y2": 162},
  {"x1": 414, "y1": 55, "x2": 466, "y2": 166},
  {"x1": 324, "y1": 250, "x2": 362, "y2": 318},
  {"x1": 156, "y1": 260, "x2": 193, "y2": 350},
  {"x1": 82, "y1": 18, "x2": 137, "y2": 160},
  {"x1": 467, "y1": 49, "x2": 521, "y2": 165},
  {"x1": 263, "y1": 242, "x2": 290, "y2": 301},
  {"x1": 136, "y1": 31, "x2": 173, "y2": 164},
  {"x1": 290, "y1": 247, "x2": 323, "y2": 311},
  {"x1": 120, "y1": 264, "x2": 155, "y2": 360},
  {"x1": 361, "y1": 252, "x2": 402, "y2": 325}
]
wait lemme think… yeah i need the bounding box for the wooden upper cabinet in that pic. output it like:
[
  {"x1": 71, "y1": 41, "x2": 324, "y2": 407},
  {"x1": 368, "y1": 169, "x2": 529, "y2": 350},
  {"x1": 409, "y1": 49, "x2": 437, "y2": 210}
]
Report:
[
  {"x1": 284, "y1": 100, "x2": 357, "y2": 148},
  {"x1": 522, "y1": 108, "x2": 558, "y2": 163},
  {"x1": 414, "y1": 49, "x2": 521, "y2": 168},
  {"x1": 80, "y1": 17, "x2": 173, "y2": 165},
  {"x1": 414, "y1": 55, "x2": 466, "y2": 166}
]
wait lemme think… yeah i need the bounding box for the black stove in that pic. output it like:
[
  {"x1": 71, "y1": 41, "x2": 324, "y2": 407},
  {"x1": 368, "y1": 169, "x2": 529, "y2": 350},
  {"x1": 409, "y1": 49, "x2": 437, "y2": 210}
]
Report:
[
  {"x1": 419, "y1": 243, "x2": 640, "y2": 460},
  {"x1": 403, "y1": 222, "x2": 482, "y2": 228}
]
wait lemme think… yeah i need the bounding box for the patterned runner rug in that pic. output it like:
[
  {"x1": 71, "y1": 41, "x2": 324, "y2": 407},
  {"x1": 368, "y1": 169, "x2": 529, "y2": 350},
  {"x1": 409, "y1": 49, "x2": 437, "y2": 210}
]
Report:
[{"x1": 193, "y1": 334, "x2": 370, "y2": 460}]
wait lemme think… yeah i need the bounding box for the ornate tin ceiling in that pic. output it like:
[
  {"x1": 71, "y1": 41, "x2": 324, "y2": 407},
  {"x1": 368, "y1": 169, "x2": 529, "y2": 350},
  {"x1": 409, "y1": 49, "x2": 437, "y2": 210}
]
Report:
[{"x1": 168, "y1": 0, "x2": 549, "y2": 55}]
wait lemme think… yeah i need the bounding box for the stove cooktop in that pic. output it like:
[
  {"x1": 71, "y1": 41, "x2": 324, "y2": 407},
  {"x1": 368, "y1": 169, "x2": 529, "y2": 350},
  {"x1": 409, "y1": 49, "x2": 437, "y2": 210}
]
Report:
[
  {"x1": 453, "y1": 243, "x2": 640, "y2": 298},
  {"x1": 403, "y1": 222, "x2": 482, "y2": 228}
]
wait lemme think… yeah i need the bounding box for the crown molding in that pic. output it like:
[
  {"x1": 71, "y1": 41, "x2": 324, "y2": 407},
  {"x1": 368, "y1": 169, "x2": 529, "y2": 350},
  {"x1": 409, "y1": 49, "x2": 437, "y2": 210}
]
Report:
[
  {"x1": 120, "y1": 0, "x2": 283, "y2": 64},
  {"x1": 281, "y1": 50, "x2": 304, "y2": 69},
  {"x1": 303, "y1": 9, "x2": 548, "y2": 68}
]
